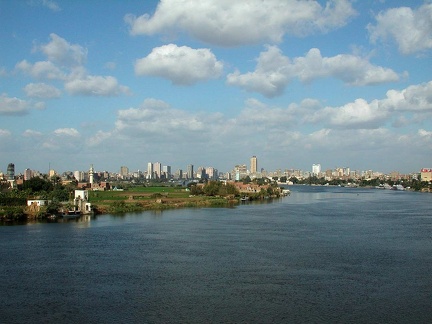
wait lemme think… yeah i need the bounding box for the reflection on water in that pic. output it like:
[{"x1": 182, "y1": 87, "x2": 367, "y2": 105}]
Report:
[{"x1": 0, "y1": 186, "x2": 431, "y2": 323}]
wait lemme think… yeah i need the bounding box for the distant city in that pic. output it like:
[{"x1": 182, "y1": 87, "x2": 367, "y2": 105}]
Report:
[{"x1": 2, "y1": 155, "x2": 431, "y2": 187}]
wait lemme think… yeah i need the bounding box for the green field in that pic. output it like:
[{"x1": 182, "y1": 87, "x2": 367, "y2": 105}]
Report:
[{"x1": 87, "y1": 186, "x2": 227, "y2": 214}]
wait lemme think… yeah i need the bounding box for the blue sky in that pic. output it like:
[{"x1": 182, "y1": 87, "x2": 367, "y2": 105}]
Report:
[{"x1": 1, "y1": 0, "x2": 431, "y2": 175}]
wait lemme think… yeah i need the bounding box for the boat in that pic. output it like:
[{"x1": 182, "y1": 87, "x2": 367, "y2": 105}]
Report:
[{"x1": 61, "y1": 210, "x2": 81, "y2": 218}]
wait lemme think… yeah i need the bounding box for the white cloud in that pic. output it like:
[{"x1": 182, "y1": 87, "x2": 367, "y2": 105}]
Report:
[
  {"x1": 306, "y1": 81, "x2": 432, "y2": 129},
  {"x1": 87, "y1": 130, "x2": 112, "y2": 147},
  {"x1": 16, "y1": 60, "x2": 65, "y2": 80},
  {"x1": 41, "y1": 0, "x2": 60, "y2": 11},
  {"x1": 115, "y1": 98, "x2": 206, "y2": 137},
  {"x1": 42, "y1": 128, "x2": 82, "y2": 151},
  {"x1": 24, "y1": 83, "x2": 61, "y2": 98},
  {"x1": 227, "y1": 46, "x2": 291, "y2": 97},
  {"x1": 418, "y1": 129, "x2": 432, "y2": 138},
  {"x1": 135, "y1": 44, "x2": 223, "y2": 85},
  {"x1": 36, "y1": 33, "x2": 87, "y2": 67},
  {"x1": 381, "y1": 81, "x2": 432, "y2": 112},
  {"x1": 320, "y1": 99, "x2": 389, "y2": 129},
  {"x1": 368, "y1": 3, "x2": 432, "y2": 55},
  {"x1": 64, "y1": 75, "x2": 130, "y2": 96},
  {"x1": 227, "y1": 46, "x2": 400, "y2": 97},
  {"x1": 53, "y1": 128, "x2": 80, "y2": 137},
  {"x1": 125, "y1": 0, "x2": 356, "y2": 46},
  {"x1": 16, "y1": 34, "x2": 129, "y2": 97},
  {"x1": 0, "y1": 94, "x2": 30, "y2": 115},
  {"x1": 0, "y1": 129, "x2": 11, "y2": 137}
]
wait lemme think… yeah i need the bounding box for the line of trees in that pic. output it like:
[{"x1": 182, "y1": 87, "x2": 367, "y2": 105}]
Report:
[{"x1": 0, "y1": 176, "x2": 75, "y2": 221}]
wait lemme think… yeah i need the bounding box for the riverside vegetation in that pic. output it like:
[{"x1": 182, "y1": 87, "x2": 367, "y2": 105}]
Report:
[{"x1": 0, "y1": 178, "x2": 282, "y2": 221}]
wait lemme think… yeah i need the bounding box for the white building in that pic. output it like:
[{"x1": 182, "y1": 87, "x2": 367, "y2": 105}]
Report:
[
  {"x1": 312, "y1": 164, "x2": 321, "y2": 176},
  {"x1": 74, "y1": 190, "x2": 92, "y2": 214}
]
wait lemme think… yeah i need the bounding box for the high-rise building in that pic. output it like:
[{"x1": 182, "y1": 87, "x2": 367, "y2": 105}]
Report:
[
  {"x1": 187, "y1": 164, "x2": 194, "y2": 179},
  {"x1": 250, "y1": 156, "x2": 257, "y2": 174},
  {"x1": 7, "y1": 163, "x2": 15, "y2": 180},
  {"x1": 153, "y1": 162, "x2": 162, "y2": 179},
  {"x1": 120, "y1": 166, "x2": 129, "y2": 177},
  {"x1": 206, "y1": 167, "x2": 218, "y2": 180},
  {"x1": 312, "y1": 164, "x2": 321, "y2": 176},
  {"x1": 24, "y1": 168, "x2": 32, "y2": 181},
  {"x1": 162, "y1": 165, "x2": 171, "y2": 179},
  {"x1": 74, "y1": 170, "x2": 85, "y2": 182},
  {"x1": 175, "y1": 169, "x2": 183, "y2": 180},
  {"x1": 147, "y1": 162, "x2": 153, "y2": 179}
]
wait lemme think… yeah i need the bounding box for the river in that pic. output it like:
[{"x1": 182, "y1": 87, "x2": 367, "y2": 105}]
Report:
[{"x1": 1, "y1": 185, "x2": 431, "y2": 323}]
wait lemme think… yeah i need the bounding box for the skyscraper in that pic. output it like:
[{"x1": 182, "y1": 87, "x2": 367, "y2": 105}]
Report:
[
  {"x1": 24, "y1": 168, "x2": 32, "y2": 181},
  {"x1": 7, "y1": 163, "x2": 14, "y2": 180},
  {"x1": 120, "y1": 166, "x2": 129, "y2": 177},
  {"x1": 250, "y1": 156, "x2": 257, "y2": 174},
  {"x1": 187, "y1": 164, "x2": 194, "y2": 179},
  {"x1": 312, "y1": 164, "x2": 321, "y2": 176},
  {"x1": 147, "y1": 162, "x2": 153, "y2": 179},
  {"x1": 153, "y1": 162, "x2": 162, "y2": 179}
]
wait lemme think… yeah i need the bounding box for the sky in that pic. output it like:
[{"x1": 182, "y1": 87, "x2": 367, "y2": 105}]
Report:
[{"x1": 1, "y1": 0, "x2": 432, "y2": 175}]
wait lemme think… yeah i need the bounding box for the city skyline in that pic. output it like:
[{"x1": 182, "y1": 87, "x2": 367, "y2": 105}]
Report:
[
  {"x1": 1, "y1": 158, "x2": 426, "y2": 179},
  {"x1": 1, "y1": 1, "x2": 431, "y2": 174}
]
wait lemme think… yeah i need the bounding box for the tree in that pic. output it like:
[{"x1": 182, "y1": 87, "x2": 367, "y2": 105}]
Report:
[
  {"x1": 242, "y1": 176, "x2": 251, "y2": 184},
  {"x1": 203, "y1": 181, "x2": 221, "y2": 196},
  {"x1": 23, "y1": 177, "x2": 53, "y2": 193}
]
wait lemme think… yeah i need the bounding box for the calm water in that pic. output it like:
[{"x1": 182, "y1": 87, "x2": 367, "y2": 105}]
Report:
[{"x1": 1, "y1": 186, "x2": 431, "y2": 323}]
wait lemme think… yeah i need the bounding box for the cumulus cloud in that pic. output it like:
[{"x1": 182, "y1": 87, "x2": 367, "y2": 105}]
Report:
[
  {"x1": 418, "y1": 129, "x2": 432, "y2": 138},
  {"x1": 135, "y1": 44, "x2": 223, "y2": 85},
  {"x1": 368, "y1": 3, "x2": 432, "y2": 55},
  {"x1": 115, "y1": 98, "x2": 206, "y2": 138},
  {"x1": 24, "y1": 83, "x2": 61, "y2": 98},
  {"x1": 0, "y1": 129, "x2": 12, "y2": 137},
  {"x1": 65, "y1": 75, "x2": 130, "y2": 96},
  {"x1": 227, "y1": 46, "x2": 400, "y2": 97},
  {"x1": 36, "y1": 33, "x2": 87, "y2": 67},
  {"x1": 381, "y1": 81, "x2": 432, "y2": 112},
  {"x1": 306, "y1": 81, "x2": 432, "y2": 129},
  {"x1": 16, "y1": 60, "x2": 65, "y2": 80},
  {"x1": 125, "y1": 0, "x2": 356, "y2": 46},
  {"x1": 53, "y1": 128, "x2": 80, "y2": 137},
  {"x1": 16, "y1": 34, "x2": 129, "y2": 97},
  {"x1": 42, "y1": 128, "x2": 82, "y2": 151},
  {"x1": 319, "y1": 99, "x2": 389, "y2": 129},
  {"x1": 0, "y1": 94, "x2": 30, "y2": 115}
]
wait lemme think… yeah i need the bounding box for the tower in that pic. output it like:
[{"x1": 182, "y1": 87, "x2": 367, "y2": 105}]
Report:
[
  {"x1": 147, "y1": 162, "x2": 153, "y2": 179},
  {"x1": 312, "y1": 164, "x2": 321, "y2": 176},
  {"x1": 250, "y1": 156, "x2": 257, "y2": 174},
  {"x1": 89, "y1": 164, "x2": 94, "y2": 185},
  {"x1": 187, "y1": 164, "x2": 194, "y2": 179},
  {"x1": 7, "y1": 163, "x2": 15, "y2": 180}
]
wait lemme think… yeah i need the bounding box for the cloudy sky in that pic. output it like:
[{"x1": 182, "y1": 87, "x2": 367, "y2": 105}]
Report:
[{"x1": 1, "y1": 0, "x2": 431, "y2": 175}]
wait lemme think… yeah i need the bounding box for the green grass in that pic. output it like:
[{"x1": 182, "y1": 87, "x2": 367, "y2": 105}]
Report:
[{"x1": 88, "y1": 186, "x2": 189, "y2": 203}]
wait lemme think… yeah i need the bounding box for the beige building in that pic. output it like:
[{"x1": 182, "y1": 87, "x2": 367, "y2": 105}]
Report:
[
  {"x1": 250, "y1": 156, "x2": 257, "y2": 174},
  {"x1": 420, "y1": 168, "x2": 432, "y2": 182}
]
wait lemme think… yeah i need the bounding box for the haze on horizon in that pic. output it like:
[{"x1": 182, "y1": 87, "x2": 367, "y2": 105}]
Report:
[{"x1": 1, "y1": 0, "x2": 431, "y2": 175}]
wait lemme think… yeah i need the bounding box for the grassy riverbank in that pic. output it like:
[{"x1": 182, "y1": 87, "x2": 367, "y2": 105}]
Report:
[{"x1": 89, "y1": 186, "x2": 238, "y2": 214}]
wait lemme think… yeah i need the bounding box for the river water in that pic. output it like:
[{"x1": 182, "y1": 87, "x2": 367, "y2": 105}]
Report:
[{"x1": 1, "y1": 186, "x2": 431, "y2": 323}]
